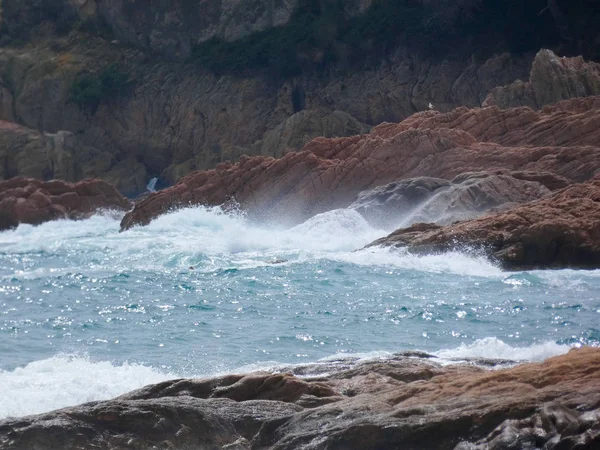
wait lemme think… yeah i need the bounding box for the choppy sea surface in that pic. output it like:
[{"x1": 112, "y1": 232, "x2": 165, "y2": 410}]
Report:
[{"x1": 1, "y1": 207, "x2": 599, "y2": 418}]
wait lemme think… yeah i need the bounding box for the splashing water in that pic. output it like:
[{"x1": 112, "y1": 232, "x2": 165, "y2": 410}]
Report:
[{"x1": 0, "y1": 206, "x2": 599, "y2": 418}]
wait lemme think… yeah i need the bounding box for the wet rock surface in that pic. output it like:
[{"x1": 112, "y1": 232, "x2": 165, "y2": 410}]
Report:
[
  {"x1": 121, "y1": 96, "x2": 600, "y2": 230},
  {"x1": 350, "y1": 171, "x2": 554, "y2": 229},
  {"x1": 0, "y1": 177, "x2": 131, "y2": 230},
  {"x1": 1, "y1": 348, "x2": 599, "y2": 450},
  {"x1": 369, "y1": 181, "x2": 600, "y2": 270}
]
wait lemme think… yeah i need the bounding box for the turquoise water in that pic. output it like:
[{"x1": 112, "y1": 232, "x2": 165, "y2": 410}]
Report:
[{"x1": 0, "y1": 207, "x2": 599, "y2": 418}]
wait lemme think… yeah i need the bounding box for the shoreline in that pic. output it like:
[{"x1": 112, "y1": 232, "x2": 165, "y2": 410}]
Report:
[{"x1": 1, "y1": 347, "x2": 598, "y2": 449}]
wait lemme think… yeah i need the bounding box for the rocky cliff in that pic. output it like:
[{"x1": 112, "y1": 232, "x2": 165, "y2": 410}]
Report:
[
  {"x1": 1, "y1": 348, "x2": 599, "y2": 449},
  {"x1": 0, "y1": 33, "x2": 530, "y2": 196},
  {"x1": 120, "y1": 95, "x2": 600, "y2": 229},
  {"x1": 0, "y1": 0, "x2": 598, "y2": 195}
]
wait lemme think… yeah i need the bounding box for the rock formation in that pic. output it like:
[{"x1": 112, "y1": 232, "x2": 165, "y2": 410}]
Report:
[
  {"x1": 368, "y1": 180, "x2": 600, "y2": 270},
  {"x1": 0, "y1": 120, "x2": 124, "y2": 185},
  {"x1": 1, "y1": 348, "x2": 598, "y2": 449},
  {"x1": 0, "y1": 177, "x2": 131, "y2": 230},
  {"x1": 350, "y1": 171, "x2": 558, "y2": 229},
  {"x1": 0, "y1": 38, "x2": 533, "y2": 195},
  {"x1": 0, "y1": 0, "x2": 598, "y2": 195},
  {"x1": 121, "y1": 95, "x2": 600, "y2": 230},
  {"x1": 485, "y1": 49, "x2": 600, "y2": 109}
]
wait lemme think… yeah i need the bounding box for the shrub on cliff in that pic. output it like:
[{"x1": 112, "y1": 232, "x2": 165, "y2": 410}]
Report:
[{"x1": 70, "y1": 65, "x2": 130, "y2": 113}]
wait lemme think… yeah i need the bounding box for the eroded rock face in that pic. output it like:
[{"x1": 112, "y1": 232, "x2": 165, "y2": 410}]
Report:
[
  {"x1": 0, "y1": 121, "x2": 77, "y2": 182},
  {"x1": 1, "y1": 348, "x2": 599, "y2": 450},
  {"x1": 369, "y1": 181, "x2": 600, "y2": 270},
  {"x1": 0, "y1": 30, "x2": 533, "y2": 195},
  {"x1": 351, "y1": 171, "x2": 557, "y2": 229},
  {"x1": 484, "y1": 49, "x2": 600, "y2": 109},
  {"x1": 0, "y1": 177, "x2": 131, "y2": 230},
  {"x1": 0, "y1": 120, "x2": 143, "y2": 191},
  {"x1": 121, "y1": 96, "x2": 600, "y2": 230}
]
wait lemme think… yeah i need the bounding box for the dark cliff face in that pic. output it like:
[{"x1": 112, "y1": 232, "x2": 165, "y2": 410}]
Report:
[
  {"x1": 0, "y1": 0, "x2": 597, "y2": 196},
  {"x1": 3, "y1": 0, "x2": 596, "y2": 62}
]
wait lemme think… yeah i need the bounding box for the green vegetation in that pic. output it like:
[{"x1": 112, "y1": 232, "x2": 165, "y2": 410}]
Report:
[
  {"x1": 191, "y1": 0, "x2": 564, "y2": 78},
  {"x1": 70, "y1": 65, "x2": 130, "y2": 112}
]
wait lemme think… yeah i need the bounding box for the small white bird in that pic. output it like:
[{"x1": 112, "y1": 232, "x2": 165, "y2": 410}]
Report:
[{"x1": 428, "y1": 102, "x2": 434, "y2": 110}]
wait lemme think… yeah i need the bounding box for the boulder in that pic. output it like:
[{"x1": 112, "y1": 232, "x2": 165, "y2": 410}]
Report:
[
  {"x1": 0, "y1": 177, "x2": 131, "y2": 230},
  {"x1": 1, "y1": 348, "x2": 599, "y2": 449},
  {"x1": 368, "y1": 180, "x2": 600, "y2": 270}
]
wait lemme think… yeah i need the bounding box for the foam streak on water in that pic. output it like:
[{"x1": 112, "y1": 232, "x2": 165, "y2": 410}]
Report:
[{"x1": 0, "y1": 206, "x2": 599, "y2": 418}]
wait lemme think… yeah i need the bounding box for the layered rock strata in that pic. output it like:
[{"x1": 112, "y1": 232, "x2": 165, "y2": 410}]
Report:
[
  {"x1": 0, "y1": 177, "x2": 131, "y2": 230},
  {"x1": 484, "y1": 49, "x2": 600, "y2": 109},
  {"x1": 0, "y1": 39, "x2": 532, "y2": 194},
  {"x1": 1, "y1": 348, "x2": 598, "y2": 449},
  {"x1": 2, "y1": 0, "x2": 600, "y2": 196},
  {"x1": 368, "y1": 181, "x2": 600, "y2": 270},
  {"x1": 121, "y1": 96, "x2": 600, "y2": 230}
]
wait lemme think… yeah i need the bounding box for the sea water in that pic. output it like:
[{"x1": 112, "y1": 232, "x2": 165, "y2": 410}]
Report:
[{"x1": 0, "y1": 207, "x2": 599, "y2": 418}]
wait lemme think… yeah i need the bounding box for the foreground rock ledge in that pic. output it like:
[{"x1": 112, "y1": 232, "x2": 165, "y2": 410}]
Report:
[
  {"x1": 0, "y1": 348, "x2": 599, "y2": 449},
  {"x1": 368, "y1": 180, "x2": 600, "y2": 270},
  {"x1": 0, "y1": 177, "x2": 131, "y2": 231}
]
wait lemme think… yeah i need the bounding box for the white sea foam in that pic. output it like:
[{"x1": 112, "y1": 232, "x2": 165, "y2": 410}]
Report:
[
  {"x1": 0, "y1": 204, "x2": 597, "y2": 422},
  {"x1": 333, "y1": 247, "x2": 503, "y2": 277},
  {"x1": 0, "y1": 340, "x2": 580, "y2": 420},
  {"x1": 0, "y1": 205, "x2": 508, "y2": 278},
  {"x1": 434, "y1": 337, "x2": 573, "y2": 362},
  {"x1": 0, "y1": 355, "x2": 176, "y2": 419}
]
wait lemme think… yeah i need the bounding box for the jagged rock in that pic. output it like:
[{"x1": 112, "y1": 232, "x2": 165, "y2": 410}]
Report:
[
  {"x1": 368, "y1": 180, "x2": 600, "y2": 270},
  {"x1": 1, "y1": 0, "x2": 598, "y2": 196},
  {"x1": 121, "y1": 96, "x2": 600, "y2": 230},
  {"x1": 0, "y1": 177, "x2": 131, "y2": 230},
  {"x1": 0, "y1": 27, "x2": 533, "y2": 195},
  {"x1": 382, "y1": 95, "x2": 600, "y2": 149},
  {"x1": 484, "y1": 49, "x2": 600, "y2": 109},
  {"x1": 351, "y1": 171, "x2": 554, "y2": 229},
  {"x1": 1, "y1": 348, "x2": 599, "y2": 450}
]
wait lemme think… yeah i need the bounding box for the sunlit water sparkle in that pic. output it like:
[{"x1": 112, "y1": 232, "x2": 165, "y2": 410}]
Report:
[{"x1": 0, "y1": 207, "x2": 598, "y2": 418}]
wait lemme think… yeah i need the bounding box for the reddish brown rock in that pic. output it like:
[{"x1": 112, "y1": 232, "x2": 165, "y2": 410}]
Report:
[
  {"x1": 0, "y1": 177, "x2": 132, "y2": 231},
  {"x1": 1, "y1": 348, "x2": 599, "y2": 449},
  {"x1": 368, "y1": 181, "x2": 600, "y2": 270},
  {"x1": 121, "y1": 96, "x2": 600, "y2": 230}
]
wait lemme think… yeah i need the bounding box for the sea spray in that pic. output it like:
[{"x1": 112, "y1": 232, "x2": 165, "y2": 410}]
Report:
[{"x1": 1, "y1": 205, "x2": 599, "y2": 418}]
